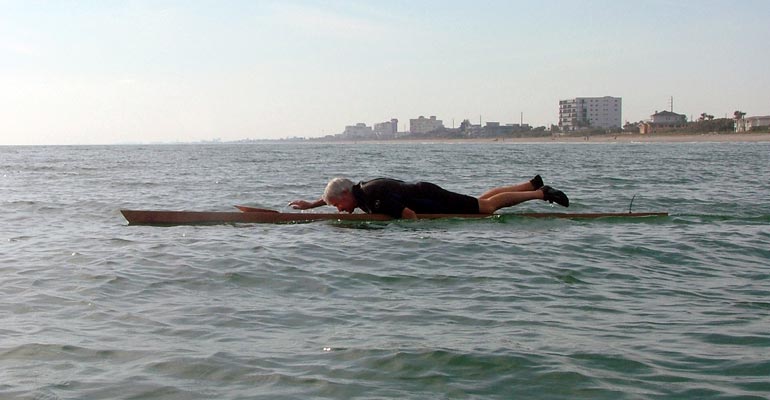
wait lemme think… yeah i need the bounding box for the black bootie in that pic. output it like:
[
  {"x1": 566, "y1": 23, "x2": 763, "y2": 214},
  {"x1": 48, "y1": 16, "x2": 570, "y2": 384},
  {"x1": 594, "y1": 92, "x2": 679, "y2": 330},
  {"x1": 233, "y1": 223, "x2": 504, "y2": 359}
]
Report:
[{"x1": 540, "y1": 186, "x2": 569, "y2": 207}]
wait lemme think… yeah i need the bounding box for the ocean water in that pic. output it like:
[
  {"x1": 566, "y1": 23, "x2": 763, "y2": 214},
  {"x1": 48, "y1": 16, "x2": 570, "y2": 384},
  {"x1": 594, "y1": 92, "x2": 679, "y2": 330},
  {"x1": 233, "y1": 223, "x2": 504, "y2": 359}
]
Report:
[{"x1": 1, "y1": 142, "x2": 769, "y2": 399}]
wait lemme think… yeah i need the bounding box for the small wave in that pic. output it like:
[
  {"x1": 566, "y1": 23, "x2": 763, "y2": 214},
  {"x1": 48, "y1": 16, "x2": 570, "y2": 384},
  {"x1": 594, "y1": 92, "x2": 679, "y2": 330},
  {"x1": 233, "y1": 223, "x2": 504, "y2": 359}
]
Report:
[
  {"x1": 692, "y1": 332, "x2": 770, "y2": 347},
  {"x1": 673, "y1": 213, "x2": 770, "y2": 223},
  {"x1": 0, "y1": 343, "x2": 146, "y2": 362},
  {"x1": 735, "y1": 301, "x2": 770, "y2": 310}
]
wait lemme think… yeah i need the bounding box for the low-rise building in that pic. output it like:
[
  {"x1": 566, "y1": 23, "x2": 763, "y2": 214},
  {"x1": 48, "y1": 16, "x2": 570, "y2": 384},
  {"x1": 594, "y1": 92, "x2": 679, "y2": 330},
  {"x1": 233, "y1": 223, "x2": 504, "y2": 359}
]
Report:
[
  {"x1": 650, "y1": 110, "x2": 687, "y2": 126},
  {"x1": 735, "y1": 115, "x2": 770, "y2": 132},
  {"x1": 479, "y1": 122, "x2": 508, "y2": 137},
  {"x1": 639, "y1": 110, "x2": 687, "y2": 134}
]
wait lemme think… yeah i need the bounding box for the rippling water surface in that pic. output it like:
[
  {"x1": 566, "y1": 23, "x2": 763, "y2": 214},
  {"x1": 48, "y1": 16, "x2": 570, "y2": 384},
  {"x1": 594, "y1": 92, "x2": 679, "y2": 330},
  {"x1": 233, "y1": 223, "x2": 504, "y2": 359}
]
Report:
[{"x1": 2, "y1": 142, "x2": 769, "y2": 399}]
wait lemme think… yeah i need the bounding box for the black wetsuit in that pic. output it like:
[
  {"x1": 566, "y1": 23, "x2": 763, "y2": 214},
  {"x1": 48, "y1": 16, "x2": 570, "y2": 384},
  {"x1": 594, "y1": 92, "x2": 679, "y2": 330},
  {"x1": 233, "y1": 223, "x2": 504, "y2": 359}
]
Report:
[{"x1": 351, "y1": 178, "x2": 480, "y2": 218}]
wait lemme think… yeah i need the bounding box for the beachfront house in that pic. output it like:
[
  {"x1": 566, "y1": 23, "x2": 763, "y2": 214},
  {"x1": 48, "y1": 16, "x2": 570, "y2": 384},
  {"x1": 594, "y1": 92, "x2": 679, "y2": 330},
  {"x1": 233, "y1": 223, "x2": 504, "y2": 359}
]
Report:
[
  {"x1": 639, "y1": 110, "x2": 687, "y2": 134},
  {"x1": 651, "y1": 110, "x2": 687, "y2": 126},
  {"x1": 735, "y1": 115, "x2": 770, "y2": 132}
]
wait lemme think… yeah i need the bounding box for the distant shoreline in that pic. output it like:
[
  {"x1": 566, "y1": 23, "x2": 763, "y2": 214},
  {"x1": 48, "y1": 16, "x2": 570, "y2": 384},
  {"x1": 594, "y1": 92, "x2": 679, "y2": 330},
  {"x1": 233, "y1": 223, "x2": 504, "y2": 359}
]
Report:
[
  {"x1": 6, "y1": 132, "x2": 769, "y2": 146},
  {"x1": 316, "y1": 132, "x2": 770, "y2": 145}
]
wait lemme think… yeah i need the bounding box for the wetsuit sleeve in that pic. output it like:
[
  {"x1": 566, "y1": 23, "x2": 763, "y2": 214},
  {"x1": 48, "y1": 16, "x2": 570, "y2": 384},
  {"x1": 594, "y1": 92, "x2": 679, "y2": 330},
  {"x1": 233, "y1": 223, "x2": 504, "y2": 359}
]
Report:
[{"x1": 373, "y1": 197, "x2": 406, "y2": 219}]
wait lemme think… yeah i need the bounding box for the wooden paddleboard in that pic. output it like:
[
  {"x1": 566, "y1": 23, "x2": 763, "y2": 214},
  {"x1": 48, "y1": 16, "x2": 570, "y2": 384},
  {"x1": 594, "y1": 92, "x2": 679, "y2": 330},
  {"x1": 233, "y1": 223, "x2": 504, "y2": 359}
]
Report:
[
  {"x1": 120, "y1": 209, "x2": 668, "y2": 225},
  {"x1": 234, "y1": 205, "x2": 279, "y2": 213}
]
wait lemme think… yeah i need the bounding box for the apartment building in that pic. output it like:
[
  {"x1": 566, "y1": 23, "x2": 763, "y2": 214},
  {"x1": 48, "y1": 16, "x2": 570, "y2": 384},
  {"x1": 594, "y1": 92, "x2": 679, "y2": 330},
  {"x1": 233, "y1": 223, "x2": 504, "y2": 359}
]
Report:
[
  {"x1": 409, "y1": 115, "x2": 444, "y2": 134},
  {"x1": 559, "y1": 97, "x2": 622, "y2": 130},
  {"x1": 374, "y1": 119, "x2": 398, "y2": 138},
  {"x1": 341, "y1": 123, "x2": 374, "y2": 139}
]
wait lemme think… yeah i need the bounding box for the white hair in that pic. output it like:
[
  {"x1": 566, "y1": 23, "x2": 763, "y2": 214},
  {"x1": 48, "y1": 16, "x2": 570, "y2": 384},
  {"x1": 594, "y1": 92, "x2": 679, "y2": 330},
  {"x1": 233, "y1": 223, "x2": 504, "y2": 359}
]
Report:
[{"x1": 322, "y1": 177, "x2": 354, "y2": 204}]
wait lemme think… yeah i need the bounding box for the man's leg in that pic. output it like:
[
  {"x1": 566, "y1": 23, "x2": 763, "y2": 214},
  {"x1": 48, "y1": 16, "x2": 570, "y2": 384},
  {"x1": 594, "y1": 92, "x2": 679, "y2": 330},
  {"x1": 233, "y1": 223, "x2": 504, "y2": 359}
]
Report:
[
  {"x1": 477, "y1": 191, "x2": 544, "y2": 213},
  {"x1": 477, "y1": 185, "x2": 569, "y2": 213},
  {"x1": 478, "y1": 175, "x2": 543, "y2": 200}
]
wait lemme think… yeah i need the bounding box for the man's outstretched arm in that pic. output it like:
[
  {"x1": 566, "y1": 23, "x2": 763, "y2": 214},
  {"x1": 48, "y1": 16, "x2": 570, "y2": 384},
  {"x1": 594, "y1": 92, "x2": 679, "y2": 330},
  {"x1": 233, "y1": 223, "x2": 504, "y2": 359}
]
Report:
[
  {"x1": 401, "y1": 207, "x2": 417, "y2": 219},
  {"x1": 288, "y1": 198, "x2": 326, "y2": 210}
]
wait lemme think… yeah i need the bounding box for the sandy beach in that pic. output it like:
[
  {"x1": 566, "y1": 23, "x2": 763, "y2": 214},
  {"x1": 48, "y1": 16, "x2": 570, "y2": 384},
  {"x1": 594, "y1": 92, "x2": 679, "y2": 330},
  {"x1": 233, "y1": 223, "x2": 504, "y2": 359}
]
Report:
[{"x1": 322, "y1": 132, "x2": 770, "y2": 145}]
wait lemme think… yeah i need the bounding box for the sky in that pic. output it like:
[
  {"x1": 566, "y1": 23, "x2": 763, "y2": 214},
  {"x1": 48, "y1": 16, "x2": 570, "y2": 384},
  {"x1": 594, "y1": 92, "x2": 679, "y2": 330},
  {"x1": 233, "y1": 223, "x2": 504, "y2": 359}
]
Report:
[{"x1": 1, "y1": 0, "x2": 769, "y2": 145}]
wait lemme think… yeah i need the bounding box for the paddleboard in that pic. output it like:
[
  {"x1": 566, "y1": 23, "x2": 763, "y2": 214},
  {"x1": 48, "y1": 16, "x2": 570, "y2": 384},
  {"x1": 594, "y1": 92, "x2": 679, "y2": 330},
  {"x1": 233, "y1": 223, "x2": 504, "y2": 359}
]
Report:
[{"x1": 120, "y1": 209, "x2": 668, "y2": 225}]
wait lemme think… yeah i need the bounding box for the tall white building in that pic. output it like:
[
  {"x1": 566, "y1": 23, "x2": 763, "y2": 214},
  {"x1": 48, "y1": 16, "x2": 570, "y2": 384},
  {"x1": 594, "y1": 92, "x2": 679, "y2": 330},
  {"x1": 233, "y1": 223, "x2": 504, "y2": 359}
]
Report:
[
  {"x1": 373, "y1": 119, "x2": 398, "y2": 138},
  {"x1": 410, "y1": 116, "x2": 444, "y2": 134},
  {"x1": 559, "y1": 97, "x2": 622, "y2": 130}
]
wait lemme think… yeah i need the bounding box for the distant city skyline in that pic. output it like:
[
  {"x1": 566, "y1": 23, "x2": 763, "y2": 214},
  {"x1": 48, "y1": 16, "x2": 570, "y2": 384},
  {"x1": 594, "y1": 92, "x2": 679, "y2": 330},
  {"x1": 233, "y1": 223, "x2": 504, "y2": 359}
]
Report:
[{"x1": 2, "y1": 1, "x2": 769, "y2": 145}]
